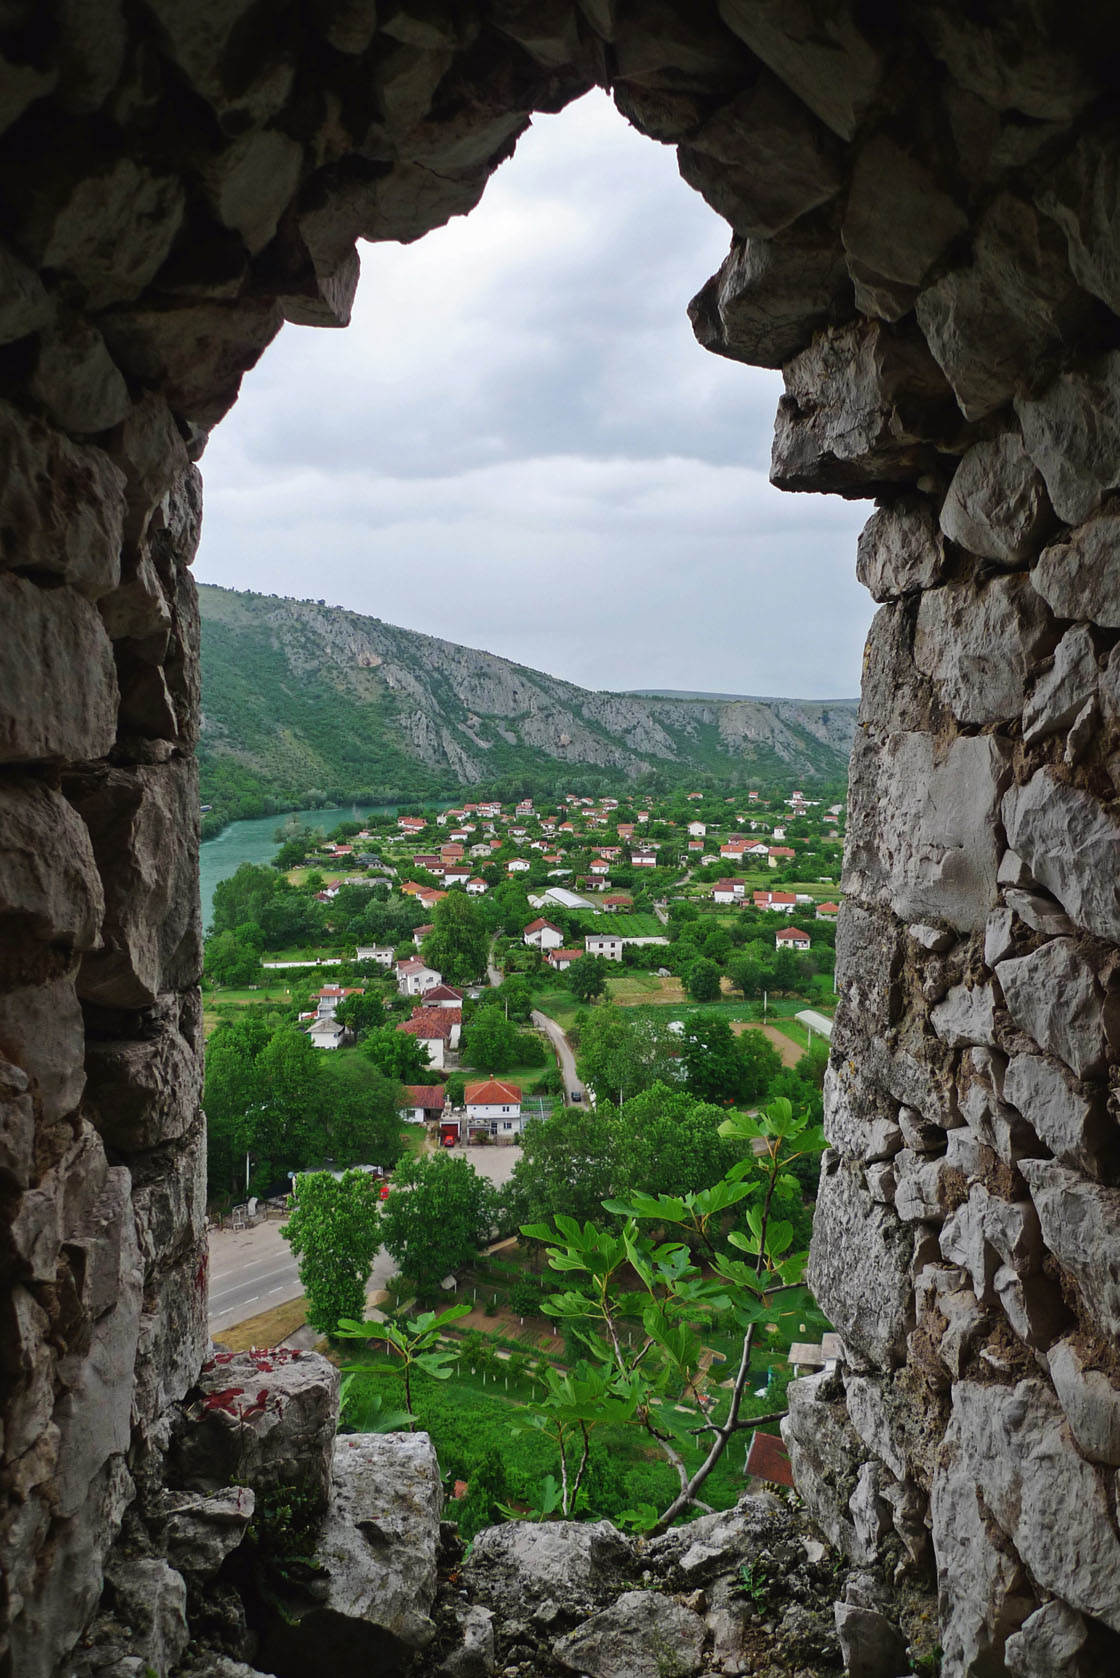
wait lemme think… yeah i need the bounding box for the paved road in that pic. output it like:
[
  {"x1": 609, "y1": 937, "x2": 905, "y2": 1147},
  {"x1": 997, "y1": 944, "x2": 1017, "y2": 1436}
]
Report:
[
  {"x1": 531, "y1": 1008, "x2": 588, "y2": 1105},
  {"x1": 207, "y1": 1146, "x2": 524, "y2": 1334}
]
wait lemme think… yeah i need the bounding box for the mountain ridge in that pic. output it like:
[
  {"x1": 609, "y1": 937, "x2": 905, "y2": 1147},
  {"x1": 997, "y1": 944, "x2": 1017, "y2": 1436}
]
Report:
[{"x1": 197, "y1": 585, "x2": 856, "y2": 827}]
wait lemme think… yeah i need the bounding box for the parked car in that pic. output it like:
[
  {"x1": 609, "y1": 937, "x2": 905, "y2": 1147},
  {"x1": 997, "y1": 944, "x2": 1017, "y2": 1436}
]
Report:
[{"x1": 570, "y1": 1090, "x2": 583, "y2": 1103}]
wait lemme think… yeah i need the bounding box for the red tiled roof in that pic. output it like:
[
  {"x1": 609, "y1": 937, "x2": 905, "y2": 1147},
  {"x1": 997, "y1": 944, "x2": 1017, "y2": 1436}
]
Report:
[
  {"x1": 464, "y1": 1078, "x2": 522, "y2": 1105},
  {"x1": 402, "y1": 1085, "x2": 446, "y2": 1108},
  {"x1": 399, "y1": 1007, "x2": 457, "y2": 1039},
  {"x1": 524, "y1": 917, "x2": 562, "y2": 934}
]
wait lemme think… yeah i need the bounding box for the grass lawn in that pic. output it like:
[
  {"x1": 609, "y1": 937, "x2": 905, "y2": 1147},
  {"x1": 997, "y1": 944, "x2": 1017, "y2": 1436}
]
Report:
[
  {"x1": 608, "y1": 972, "x2": 687, "y2": 1006},
  {"x1": 530, "y1": 986, "x2": 581, "y2": 1032},
  {"x1": 459, "y1": 1059, "x2": 555, "y2": 1095},
  {"x1": 202, "y1": 982, "x2": 295, "y2": 1039}
]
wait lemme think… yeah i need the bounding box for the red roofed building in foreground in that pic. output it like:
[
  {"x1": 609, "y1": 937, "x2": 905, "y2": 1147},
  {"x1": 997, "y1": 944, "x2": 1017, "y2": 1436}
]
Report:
[
  {"x1": 464, "y1": 1077, "x2": 523, "y2": 1139},
  {"x1": 400, "y1": 1085, "x2": 446, "y2": 1124}
]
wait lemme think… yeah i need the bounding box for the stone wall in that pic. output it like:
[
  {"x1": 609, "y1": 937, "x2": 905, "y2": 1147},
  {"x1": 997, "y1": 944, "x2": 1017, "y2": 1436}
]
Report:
[{"x1": 1, "y1": 4, "x2": 1119, "y2": 1674}]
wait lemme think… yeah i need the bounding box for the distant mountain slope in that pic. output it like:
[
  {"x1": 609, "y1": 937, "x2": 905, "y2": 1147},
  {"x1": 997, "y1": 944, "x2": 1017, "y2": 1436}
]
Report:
[{"x1": 197, "y1": 586, "x2": 856, "y2": 824}]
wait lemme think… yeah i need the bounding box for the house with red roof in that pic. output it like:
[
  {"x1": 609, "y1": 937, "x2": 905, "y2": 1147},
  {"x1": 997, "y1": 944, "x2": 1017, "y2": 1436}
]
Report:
[
  {"x1": 422, "y1": 983, "x2": 464, "y2": 1009},
  {"x1": 523, "y1": 917, "x2": 564, "y2": 951},
  {"x1": 546, "y1": 947, "x2": 582, "y2": 971},
  {"x1": 400, "y1": 1085, "x2": 447, "y2": 1125},
  {"x1": 712, "y1": 879, "x2": 746, "y2": 905},
  {"x1": 396, "y1": 956, "x2": 442, "y2": 996},
  {"x1": 464, "y1": 1077, "x2": 523, "y2": 1139},
  {"x1": 816, "y1": 902, "x2": 840, "y2": 920},
  {"x1": 775, "y1": 927, "x2": 812, "y2": 952},
  {"x1": 768, "y1": 846, "x2": 796, "y2": 868},
  {"x1": 754, "y1": 891, "x2": 797, "y2": 915},
  {"x1": 398, "y1": 1005, "x2": 460, "y2": 1069}
]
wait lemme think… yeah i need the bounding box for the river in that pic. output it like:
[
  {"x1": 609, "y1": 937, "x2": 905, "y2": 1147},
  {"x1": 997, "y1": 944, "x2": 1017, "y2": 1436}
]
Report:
[{"x1": 199, "y1": 801, "x2": 449, "y2": 929}]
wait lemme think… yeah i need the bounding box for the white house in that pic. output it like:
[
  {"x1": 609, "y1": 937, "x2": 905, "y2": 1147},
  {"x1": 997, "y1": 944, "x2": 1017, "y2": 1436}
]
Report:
[
  {"x1": 816, "y1": 901, "x2": 840, "y2": 920},
  {"x1": 546, "y1": 947, "x2": 582, "y2": 971},
  {"x1": 464, "y1": 1077, "x2": 523, "y2": 1138},
  {"x1": 396, "y1": 956, "x2": 442, "y2": 996},
  {"x1": 507, "y1": 857, "x2": 531, "y2": 873},
  {"x1": 397, "y1": 1006, "x2": 458, "y2": 1069},
  {"x1": 586, "y1": 933, "x2": 624, "y2": 961},
  {"x1": 399, "y1": 1084, "x2": 446, "y2": 1125},
  {"x1": 523, "y1": 917, "x2": 564, "y2": 951},
  {"x1": 688, "y1": 821, "x2": 706, "y2": 837},
  {"x1": 313, "y1": 985, "x2": 363, "y2": 1018},
  {"x1": 711, "y1": 879, "x2": 746, "y2": 905},
  {"x1": 307, "y1": 1017, "x2": 344, "y2": 1050},
  {"x1": 355, "y1": 945, "x2": 394, "y2": 967},
  {"x1": 466, "y1": 877, "x2": 488, "y2": 894},
  {"x1": 422, "y1": 983, "x2": 464, "y2": 1010},
  {"x1": 775, "y1": 927, "x2": 812, "y2": 952}
]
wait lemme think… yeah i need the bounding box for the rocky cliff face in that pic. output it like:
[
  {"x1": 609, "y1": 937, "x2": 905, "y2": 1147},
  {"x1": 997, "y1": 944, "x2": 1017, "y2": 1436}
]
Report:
[
  {"x1": 3, "y1": 4, "x2": 1120, "y2": 1676},
  {"x1": 198, "y1": 584, "x2": 856, "y2": 791}
]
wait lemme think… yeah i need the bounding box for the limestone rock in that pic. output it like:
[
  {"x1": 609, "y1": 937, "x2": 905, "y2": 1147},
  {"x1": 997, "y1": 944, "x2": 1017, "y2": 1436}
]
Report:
[
  {"x1": 438, "y1": 1602, "x2": 496, "y2": 1678},
  {"x1": 1003, "y1": 768, "x2": 1120, "y2": 944},
  {"x1": 939, "y1": 433, "x2": 1053, "y2": 565},
  {"x1": 1002, "y1": 1053, "x2": 1107, "y2": 1171},
  {"x1": 1021, "y1": 1159, "x2": 1120, "y2": 1340},
  {"x1": 647, "y1": 1493, "x2": 786, "y2": 1580},
  {"x1": 174, "y1": 1349, "x2": 340, "y2": 1514},
  {"x1": 102, "y1": 1555, "x2": 189, "y2": 1677},
  {"x1": 716, "y1": 0, "x2": 883, "y2": 140},
  {"x1": 0, "y1": 777, "x2": 104, "y2": 960},
  {"x1": 1024, "y1": 624, "x2": 1099, "y2": 745},
  {"x1": 261, "y1": 1432, "x2": 443, "y2": 1670},
  {"x1": 99, "y1": 299, "x2": 285, "y2": 427},
  {"x1": 1037, "y1": 125, "x2": 1120, "y2": 317},
  {"x1": 930, "y1": 983, "x2": 996, "y2": 1047},
  {"x1": 997, "y1": 940, "x2": 1116, "y2": 1079},
  {"x1": 466, "y1": 1517, "x2": 631, "y2": 1612},
  {"x1": 856, "y1": 496, "x2": 945, "y2": 601},
  {"x1": 783, "y1": 1368, "x2": 864, "y2": 1553},
  {"x1": 914, "y1": 4, "x2": 1094, "y2": 121},
  {"x1": 0, "y1": 968, "x2": 86, "y2": 1124},
  {"x1": 83, "y1": 993, "x2": 202, "y2": 1152},
  {"x1": 1004, "y1": 1599, "x2": 1095, "y2": 1678},
  {"x1": 66, "y1": 760, "x2": 201, "y2": 1009},
  {"x1": 809, "y1": 1156, "x2": 914, "y2": 1367},
  {"x1": 771, "y1": 319, "x2": 956, "y2": 494},
  {"x1": 164, "y1": 1485, "x2": 256, "y2": 1580},
  {"x1": 844, "y1": 729, "x2": 1010, "y2": 933},
  {"x1": 0, "y1": 576, "x2": 119, "y2": 763},
  {"x1": 1031, "y1": 513, "x2": 1120, "y2": 627},
  {"x1": 688, "y1": 215, "x2": 850, "y2": 370},
  {"x1": 913, "y1": 575, "x2": 1056, "y2": 726},
  {"x1": 1047, "y1": 1337, "x2": 1120, "y2": 1466},
  {"x1": 553, "y1": 1590, "x2": 706, "y2": 1678},
  {"x1": 1002, "y1": 888, "x2": 1074, "y2": 939},
  {"x1": 834, "y1": 1599, "x2": 908, "y2": 1678},
  {"x1": 1016, "y1": 349, "x2": 1120, "y2": 524},
  {"x1": 843, "y1": 133, "x2": 967, "y2": 296},
  {"x1": 29, "y1": 317, "x2": 132, "y2": 434},
  {"x1": 18, "y1": 157, "x2": 185, "y2": 311},
  {"x1": 0, "y1": 401, "x2": 126, "y2": 599}
]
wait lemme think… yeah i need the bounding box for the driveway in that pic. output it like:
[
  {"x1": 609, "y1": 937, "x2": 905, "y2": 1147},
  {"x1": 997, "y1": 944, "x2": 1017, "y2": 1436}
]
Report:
[{"x1": 531, "y1": 1008, "x2": 588, "y2": 1104}]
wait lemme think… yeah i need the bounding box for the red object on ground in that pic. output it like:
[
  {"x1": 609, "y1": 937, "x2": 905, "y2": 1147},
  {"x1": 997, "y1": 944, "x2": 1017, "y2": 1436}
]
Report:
[
  {"x1": 379, "y1": 1182, "x2": 391, "y2": 1200},
  {"x1": 745, "y1": 1430, "x2": 794, "y2": 1488}
]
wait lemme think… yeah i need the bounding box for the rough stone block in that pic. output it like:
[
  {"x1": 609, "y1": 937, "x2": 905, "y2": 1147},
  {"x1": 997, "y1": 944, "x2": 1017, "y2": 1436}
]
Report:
[
  {"x1": 467, "y1": 1515, "x2": 631, "y2": 1610},
  {"x1": 843, "y1": 133, "x2": 966, "y2": 295},
  {"x1": 1047, "y1": 1336, "x2": 1120, "y2": 1466},
  {"x1": 1021, "y1": 1159, "x2": 1120, "y2": 1340},
  {"x1": 18, "y1": 156, "x2": 185, "y2": 311},
  {"x1": 1003, "y1": 769, "x2": 1120, "y2": 944},
  {"x1": 688, "y1": 215, "x2": 850, "y2": 370},
  {"x1": 0, "y1": 576, "x2": 119, "y2": 763},
  {"x1": 0, "y1": 777, "x2": 104, "y2": 960},
  {"x1": 782, "y1": 1368, "x2": 863, "y2": 1553},
  {"x1": 1037, "y1": 125, "x2": 1120, "y2": 317},
  {"x1": 716, "y1": 0, "x2": 883, "y2": 139},
  {"x1": 28, "y1": 317, "x2": 132, "y2": 434},
  {"x1": 100, "y1": 298, "x2": 284, "y2": 427},
  {"x1": 1002, "y1": 1053, "x2": 1108, "y2": 1171},
  {"x1": 913, "y1": 575, "x2": 1056, "y2": 726},
  {"x1": 997, "y1": 939, "x2": 1117, "y2": 1079},
  {"x1": 771, "y1": 319, "x2": 956, "y2": 494},
  {"x1": 844, "y1": 729, "x2": 1010, "y2": 933},
  {"x1": 1023, "y1": 626, "x2": 1099, "y2": 743},
  {"x1": 1017, "y1": 349, "x2": 1120, "y2": 524},
  {"x1": 174, "y1": 1348, "x2": 340, "y2": 1514},
  {"x1": 809, "y1": 1156, "x2": 914, "y2": 1367},
  {"x1": 1031, "y1": 513, "x2": 1120, "y2": 628},
  {"x1": 0, "y1": 968, "x2": 86, "y2": 1125},
  {"x1": 834, "y1": 1599, "x2": 908, "y2": 1678},
  {"x1": 939, "y1": 432, "x2": 1053, "y2": 565},
  {"x1": 1004, "y1": 1598, "x2": 1095, "y2": 1678},
  {"x1": 66, "y1": 760, "x2": 201, "y2": 1008},
  {"x1": 552, "y1": 1589, "x2": 705, "y2": 1678},
  {"x1": 0, "y1": 401, "x2": 126, "y2": 598},
  {"x1": 164, "y1": 1485, "x2": 255, "y2": 1581},
  {"x1": 931, "y1": 983, "x2": 997, "y2": 1048},
  {"x1": 83, "y1": 992, "x2": 202, "y2": 1152},
  {"x1": 856, "y1": 496, "x2": 945, "y2": 601}
]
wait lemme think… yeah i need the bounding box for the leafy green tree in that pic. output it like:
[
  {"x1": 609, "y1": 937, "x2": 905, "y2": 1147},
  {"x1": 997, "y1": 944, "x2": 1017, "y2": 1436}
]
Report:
[
  {"x1": 254, "y1": 1025, "x2": 326, "y2": 1183},
  {"x1": 334, "y1": 991, "x2": 387, "y2": 1038},
  {"x1": 614, "y1": 1086, "x2": 743, "y2": 1201},
  {"x1": 567, "y1": 953, "x2": 610, "y2": 1004},
  {"x1": 422, "y1": 892, "x2": 489, "y2": 983},
  {"x1": 462, "y1": 1005, "x2": 521, "y2": 1073},
  {"x1": 727, "y1": 954, "x2": 764, "y2": 999},
  {"x1": 575, "y1": 1005, "x2": 673, "y2": 1107},
  {"x1": 685, "y1": 957, "x2": 722, "y2": 1003},
  {"x1": 282, "y1": 1169, "x2": 382, "y2": 1336},
  {"x1": 362, "y1": 1023, "x2": 432, "y2": 1082},
  {"x1": 681, "y1": 1012, "x2": 743, "y2": 1103},
  {"x1": 378, "y1": 1153, "x2": 495, "y2": 1293},
  {"x1": 773, "y1": 947, "x2": 804, "y2": 992},
  {"x1": 735, "y1": 1028, "x2": 783, "y2": 1101},
  {"x1": 204, "y1": 930, "x2": 261, "y2": 987},
  {"x1": 318, "y1": 1053, "x2": 406, "y2": 1168},
  {"x1": 506, "y1": 1106, "x2": 622, "y2": 1230},
  {"x1": 338, "y1": 1301, "x2": 469, "y2": 1422}
]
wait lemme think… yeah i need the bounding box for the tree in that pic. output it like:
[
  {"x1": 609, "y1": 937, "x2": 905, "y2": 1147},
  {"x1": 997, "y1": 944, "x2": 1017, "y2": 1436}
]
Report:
[
  {"x1": 337, "y1": 1302, "x2": 470, "y2": 1424},
  {"x1": 727, "y1": 954, "x2": 764, "y2": 999},
  {"x1": 319, "y1": 1053, "x2": 406, "y2": 1169},
  {"x1": 575, "y1": 1004, "x2": 673, "y2": 1107},
  {"x1": 736, "y1": 1028, "x2": 783, "y2": 1101},
  {"x1": 254, "y1": 1025, "x2": 326, "y2": 1183},
  {"x1": 773, "y1": 947, "x2": 804, "y2": 992},
  {"x1": 685, "y1": 957, "x2": 722, "y2": 1003},
  {"x1": 282, "y1": 1169, "x2": 382, "y2": 1336},
  {"x1": 681, "y1": 1012, "x2": 744, "y2": 1104},
  {"x1": 567, "y1": 953, "x2": 610, "y2": 1004},
  {"x1": 204, "y1": 930, "x2": 261, "y2": 987},
  {"x1": 422, "y1": 892, "x2": 489, "y2": 983},
  {"x1": 462, "y1": 1005, "x2": 521, "y2": 1073},
  {"x1": 614, "y1": 1086, "x2": 743, "y2": 1201},
  {"x1": 334, "y1": 991, "x2": 387, "y2": 1038},
  {"x1": 506, "y1": 1106, "x2": 622, "y2": 1231},
  {"x1": 362, "y1": 1024, "x2": 432, "y2": 1082},
  {"x1": 378, "y1": 1153, "x2": 494, "y2": 1293}
]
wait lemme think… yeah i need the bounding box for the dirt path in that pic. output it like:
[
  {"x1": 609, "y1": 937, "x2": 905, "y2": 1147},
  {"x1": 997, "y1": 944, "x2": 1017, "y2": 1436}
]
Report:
[{"x1": 733, "y1": 1021, "x2": 803, "y2": 1067}]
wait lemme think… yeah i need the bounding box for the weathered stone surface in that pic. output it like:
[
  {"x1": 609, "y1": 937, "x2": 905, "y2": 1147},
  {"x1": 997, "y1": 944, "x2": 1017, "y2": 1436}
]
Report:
[
  {"x1": 164, "y1": 1485, "x2": 255, "y2": 1580},
  {"x1": 648, "y1": 1493, "x2": 785, "y2": 1580},
  {"x1": 939, "y1": 433, "x2": 1053, "y2": 565},
  {"x1": 19, "y1": 157, "x2": 185, "y2": 311},
  {"x1": 845, "y1": 730, "x2": 1010, "y2": 933},
  {"x1": 102, "y1": 1554, "x2": 189, "y2": 1677},
  {"x1": 997, "y1": 940, "x2": 1116, "y2": 1079},
  {"x1": 201, "y1": 130, "x2": 304, "y2": 255},
  {"x1": 467, "y1": 1516, "x2": 631, "y2": 1610},
  {"x1": 1004, "y1": 1599, "x2": 1096, "y2": 1678},
  {"x1": 553, "y1": 1590, "x2": 706, "y2": 1678},
  {"x1": 913, "y1": 575, "x2": 1055, "y2": 725},
  {"x1": 843, "y1": 134, "x2": 967, "y2": 298},
  {"x1": 772, "y1": 320, "x2": 957, "y2": 494},
  {"x1": 438, "y1": 1602, "x2": 495, "y2": 1678},
  {"x1": 917, "y1": 194, "x2": 1092, "y2": 421},
  {"x1": 857, "y1": 600, "x2": 940, "y2": 734},
  {"x1": 1003, "y1": 769, "x2": 1120, "y2": 944},
  {"x1": 688, "y1": 216, "x2": 850, "y2": 370},
  {"x1": 931, "y1": 983, "x2": 997, "y2": 1048},
  {"x1": 174, "y1": 1349, "x2": 340, "y2": 1513},
  {"x1": 1023, "y1": 626, "x2": 1099, "y2": 744},
  {"x1": 939, "y1": 1380, "x2": 1120, "y2": 1632},
  {"x1": 29, "y1": 317, "x2": 132, "y2": 434},
  {"x1": 809, "y1": 1156, "x2": 914, "y2": 1367},
  {"x1": 0, "y1": 402, "x2": 126, "y2": 598},
  {"x1": 1003, "y1": 887, "x2": 1074, "y2": 939},
  {"x1": 0, "y1": 576, "x2": 119, "y2": 763},
  {"x1": 716, "y1": 0, "x2": 882, "y2": 139},
  {"x1": 0, "y1": 968, "x2": 86, "y2": 1125},
  {"x1": 83, "y1": 994, "x2": 202, "y2": 1151},
  {"x1": 783, "y1": 1368, "x2": 863, "y2": 1553},
  {"x1": 0, "y1": 778, "x2": 103, "y2": 957},
  {"x1": 1037, "y1": 124, "x2": 1120, "y2": 317},
  {"x1": 834, "y1": 1600, "x2": 908, "y2": 1678},
  {"x1": 1021, "y1": 1159, "x2": 1120, "y2": 1339},
  {"x1": 100, "y1": 299, "x2": 285, "y2": 426},
  {"x1": 1002, "y1": 1053, "x2": 1107, "y2": 1170},
  {"x1": 1032, "y1": 513, "x2": 1120, "y2": 627},
  {"x1": 1047, "y1": 1337, "x2": 1120, "y2": 1466},
  {"x1": 1017, "y1": 349, "x2": 1120, "y2": 524},
  {"x1": 678, "y1": 72, "x2": 842, "y2": 240},
  {"x1": 856, "y1": 496, "x2": 945, "y2": 601},
  {"x1": 262, "y1": 1432, "x2": 443, "y2": 1670},
  {"x1": 66, "y1": 760, "x2": 201, "y2": 1008}
]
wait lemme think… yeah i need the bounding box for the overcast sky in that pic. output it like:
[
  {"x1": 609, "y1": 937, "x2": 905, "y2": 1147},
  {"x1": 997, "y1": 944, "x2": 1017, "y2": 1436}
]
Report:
[{"x1": 194, "y1": 90, "x2": 872, "y2": 699}]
